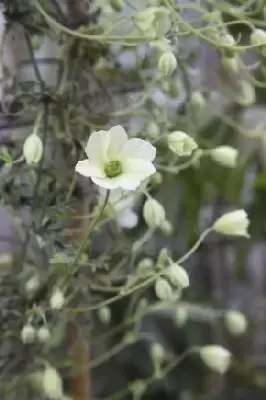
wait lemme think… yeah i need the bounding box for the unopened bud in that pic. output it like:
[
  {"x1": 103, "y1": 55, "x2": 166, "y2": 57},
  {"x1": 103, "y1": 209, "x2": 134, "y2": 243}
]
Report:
[
  {"x1": 155, "y1": 277, "x2": 173, "y2": 301},
  {"x1": 165, "y1": 263, "x2": 189, "y2": 289},
  {"x1": 235, "y1": 80, "x2": 255, "y2": 106},
  {"x1": 209, "y1": 145, "x2": 238, "y2": 168},
  {"x1": 150, "y1": 171, "x2": 163, "y2": 186},
  {"x1": 222, "y1": 56, "x2": 239, "y2": 73},
  {"x1": 167, "y1": 131, "x2": 198, "y2": 157},
  {"x1": 37, "y1": 326, "x2": 51, "y2": 343},
  {"x1": 213, "y1": 209, "x2": 250, "y2": 238},
  {"x1": 220, "y1": 33, "x2": 235, "y2": 47},
  {"x1": 49, "y1": 288, "x2": 65, "y2": 310},
  {"x1": 143, "y1": 198, "x2": 166, "y2": 230},
  {"x1": 250, "y1": 29, "x2": 266, "y2": 47},
  {"x1": 98, "y1": 306, "x2": 111, "y2": 325},
  {"x1": 224, "y1": 310, "x2": 248, "y2": 335},
  {"x1": 146, "y1": 121, "x2": 160, "y2": 139},
  {"x1": 150, "y1": 343, "x2": 165, "y2": 362},
  {"x1": 21, "y1": 324, "x2": 36, "y2": 344},
  {"x1": 158, "y1": 51, "x2": 177, "y2": 76},
  {"x1": 23, "y1": 133, "x2": 43, "y2": 165},
  {"x1": 25, "y1": 275, "x2": 40, "y2": 297},
  {"x1": 43, "y1": 366, "x2": 63, "y2": 399},
  {"x1": 137, "y1": 257, "x2": 154, "y2": 271},
  {"x1": 199, "y1": 345, "x2": 231, "y2": 374},
  {"x1": 160, "y1": 220, "x2": 173, "y2": 236},
  {"x1": 175, "y1": 305, "x2": 189, "y2": 327},
  {"x1": 130, "y1": 380, "x2": 147, "y2": 400},
  {"x1": 190, "y1": 91, "x2": 205, "y2": 109},
  {"x1": 109, "y1": 0, "x2": 124, "y2": 12}
]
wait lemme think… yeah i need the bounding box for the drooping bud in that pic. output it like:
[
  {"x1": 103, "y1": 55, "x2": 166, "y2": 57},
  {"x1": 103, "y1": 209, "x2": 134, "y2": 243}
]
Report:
[
  {"x1": 199, "y1": 345, "x2": 231, "y2": 374},
  {"x1": 109, "y1": 0, "x2": 124, "y2": 12},
  {"x1": 213, "y1": 209, "x2": 250, "y2": 238},
  {"x1": 209, "y1": 145, "x2": 238, "y2": 168},
  {"x1": 143, "y1": 198, "x2": 166, "y2": 230},
  {"x1": 158, "y1": 51, "x2": 177, "y2": 76},
  {"x1": 250, "y1": 29, "x2": 266, "y2": 47},
  {"x1": 224, "y1": 310, "x2": 248, "y2": 336},
  {"x1": 155, "y1": 277, "x2": 173, "y2": 301},
  {"x1": 165, "y1": 263, "x2": 189, "y2": 289},
  {"x1": 25, "y1": 275, "x2": 40, "y2": 297},
  {"x1": 49, "y1": 288, "x2": 65, "y2": 310},
  {"x1": 37, "y1": 327, "x2": 51, "y2": 343},
  {"x1": 23, "y1": 133, "x2": 43, "y2": 165},
  {"x1": 42, "y1": 366, "x2": 63, "y2": 399},
  {"x1": 21, "y1": 324, "x2": 36, "y2": 344},
  {"x1": 98, "y1": 306, "x2": 111, "y2": 325},
  {"x1": 174, "y1": 305, "x2": 189, "y2": 327},
  {"x1": 167, "y1": 131, "x2": 198, "y2": 157}
]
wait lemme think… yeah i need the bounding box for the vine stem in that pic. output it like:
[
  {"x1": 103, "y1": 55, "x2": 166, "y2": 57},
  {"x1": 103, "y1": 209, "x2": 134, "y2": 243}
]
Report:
[{"x1": 68, "y1": 189, "x2": 110, "y2": 276}]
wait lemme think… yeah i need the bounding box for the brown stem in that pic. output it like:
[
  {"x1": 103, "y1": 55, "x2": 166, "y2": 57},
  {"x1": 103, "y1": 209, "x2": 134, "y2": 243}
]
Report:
[{"x1": 69, "y1": 197, "x2": 91, "y2": 400}]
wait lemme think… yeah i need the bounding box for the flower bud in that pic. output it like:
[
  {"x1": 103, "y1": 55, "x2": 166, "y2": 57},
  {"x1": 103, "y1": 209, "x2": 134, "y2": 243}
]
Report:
[
  {"x1": 160, "y1": 220, "x2": 173, "y2": 236},
  {"x1": 98, "y1": 306, "x2": 111, "y2": 325},
  {"x1": 130, "y1": 380, "x2": 147, "y2": 400},
  {"x1": 23, "y1": 133, "x2": 43, "y2": 165},
  {"x1": 146, "y1": 121, "x2": 160, "y2": 139},
  {"x1": 220, "y1": 33, "x2": 235, "y2": 47},
  {"x1": 150, "y1": 37, "x2": 172, "y2": 55},
  {"x1": 137, "y1": 257, "x2": 154, "y2": 271},
  {"x1": 37, "y1": 327, "x2": 51, "y2": 343},
  {"x1": 224, "y1": 310, "x2": 248, "y2": 336},
  {"x1": 143, "y1": 198, "x2": 166, "y2": 230},
  {"x1": 190, "y1": 91, "x2": 205, "y2": 109},
  {"x1": 150, "y1": 343, "x2": 165, "y2": 362},
  {"x1": 155, "y1": 277, "x2": 173, "y2": 301},
  {"x1": 109, "y1": 0, "x2": 124, "y2": 12},
  {"x1": 221, "y1": 56, "x2": 239, "y2": 73},
  {"x1": 167, "y1": 131, "x2": 198, "y2": 157},
  {"x1": 213, "y1": 209, "x2": 250, "y2": 238},
  {"x1": 134, "y1": 7, "x2": 169, "y2": 37},
  {"x1": 49, "y1": 288, "x2": 65, "y2": 310},
  {"x1": 235, "y1": 80, "x2": 255, "y2": 106},
  {"x1": 250, "y1": 29, "x2": 266, "y2": 47},
  {"x1": 150, "y1": 171, "x2": 163, "y2": 186},
  {"x1": 21, "y1": 324, "x2": 36, "y2": 344},
  {"x1": 158, "y1": 51, "x2": 177, "y2": 76},
  {"x1": 199, "y1": 345, "x2": 231, "y2": 374},
  {"x1": 165, "y1": 263, "x2": 189, "y2": 289},
  {"x1": 43, "y1": 366, "x2": 63, "y2": 399},
  {"x1": 175, "y1": 305, "x2": 189, "y2": 327},
  {"x1": 209, "y1": 145, "x2": 238, "y2": 168},
  {"x1": 25, "y1": 275, "x2": 40, "y2": 297}
]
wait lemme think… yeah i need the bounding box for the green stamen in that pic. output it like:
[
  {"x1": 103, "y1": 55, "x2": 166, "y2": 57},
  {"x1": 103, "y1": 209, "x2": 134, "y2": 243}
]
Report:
[{"x1": 104, "y1": 160, "x2": 123, "y2": 178}]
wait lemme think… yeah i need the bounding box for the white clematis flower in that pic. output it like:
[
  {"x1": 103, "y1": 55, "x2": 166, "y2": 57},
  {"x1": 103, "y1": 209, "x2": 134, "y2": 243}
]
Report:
[{"x1": 75, "y1": 126, "x2": 156, "y2": 190}]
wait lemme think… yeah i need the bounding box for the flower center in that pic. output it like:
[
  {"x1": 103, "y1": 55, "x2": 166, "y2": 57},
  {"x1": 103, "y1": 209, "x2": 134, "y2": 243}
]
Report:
[{"x1": 104, "y1": 160, "x2": 123, "y2": 178}]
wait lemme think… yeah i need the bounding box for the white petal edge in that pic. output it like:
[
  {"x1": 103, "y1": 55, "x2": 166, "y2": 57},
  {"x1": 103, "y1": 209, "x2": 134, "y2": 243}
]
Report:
[
  {"x1": 75, "y1": 159, "x2": 105, "y2": 178},
  {"x1": 123, "y1": 159, "x2": 156, "y2": 179},
  {"x1": 85, "y1": 130, "x2": 109, "y2": 165},
  {"x1": 107, "y1": 125, "x2": 128, "y2": 160},
  {"x1": 121, "y1": 138, "x2": 156, "y2": 161}
]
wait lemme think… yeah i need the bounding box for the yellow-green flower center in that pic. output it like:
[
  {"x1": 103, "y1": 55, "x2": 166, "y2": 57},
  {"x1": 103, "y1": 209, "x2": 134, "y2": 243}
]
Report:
[{"x1": 104, "y1": 160, "x2": 123, "y2": 178}]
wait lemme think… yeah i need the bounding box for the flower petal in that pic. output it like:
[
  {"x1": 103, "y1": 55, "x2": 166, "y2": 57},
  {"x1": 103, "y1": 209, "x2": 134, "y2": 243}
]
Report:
[
  {"x1": 85, "y1": 130, "x2": 110, "y2": 165},
  {"x1": 106, "y1": 125, "x2": 128, "y2": 160},
  {"x1": 91, "y1": 176, "x2": 124, "y2": 190},
  {"x1": 121, "y1": 138, "x2": 156, "y2": 161},
  {"x1": 124, "y1": 159, "x2": 156, "y2": 179},
  {"x1": 75, "y1": 159, "x2": 105, "y2": 178},
  {"x1": 117, "y1": 209, "x2": 138, "y2": 229}
]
